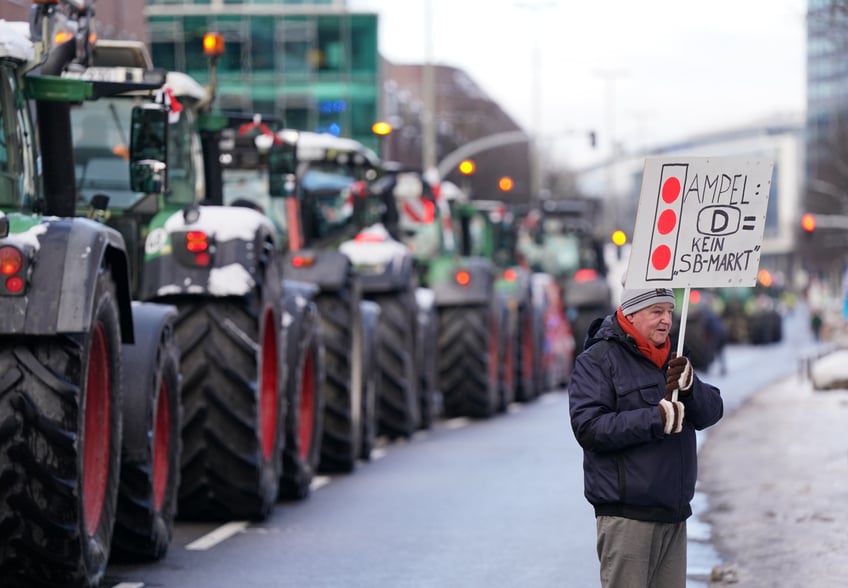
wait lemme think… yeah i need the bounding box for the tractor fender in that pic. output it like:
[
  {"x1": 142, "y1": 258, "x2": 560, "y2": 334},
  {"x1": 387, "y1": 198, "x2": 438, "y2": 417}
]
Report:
[
  {"x1": 431, "y1": 256, "x2": 494, "y2": 307},
  {"x1": 141, "y1": 205, "x2": 278, "y2": 300},
  {"x1": 356, "y1": 252, "x2": 415, "y2": 294},
  {"x1": 0, "y1": 217, "x2": 134, "y2": 341},
  {"x1": 282, "y1": 249, "x2": 351, "y2": 292},
  {"x1": 339, "y1": 224, "x2": 414, "y2": 293},
  {"x1": 120, "y1": 301, "x2": 179, "y2": 461}
]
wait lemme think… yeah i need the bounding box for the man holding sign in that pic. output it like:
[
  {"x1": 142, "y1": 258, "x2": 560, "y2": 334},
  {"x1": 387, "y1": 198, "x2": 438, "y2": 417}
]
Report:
[
  {"x1": 568, "y1": 287, "x2": 723, "y2": 587},
  {"x1": 567, "y1": 156, "x2": 775, "y2": 587}
]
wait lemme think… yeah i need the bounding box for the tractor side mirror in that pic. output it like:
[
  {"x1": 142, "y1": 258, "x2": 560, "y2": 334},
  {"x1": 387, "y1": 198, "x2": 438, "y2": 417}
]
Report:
[{"x1": 129, "y1": 105, "x2": 168, "y2": 194}]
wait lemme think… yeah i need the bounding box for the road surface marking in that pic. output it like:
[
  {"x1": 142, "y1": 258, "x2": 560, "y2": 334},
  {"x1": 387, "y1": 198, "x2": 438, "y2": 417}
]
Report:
[
  {"x1": 310, "y1": 475, "x2": 331, "y2": 491},
  {"x1": 112, "y1": 583, "x2": 144, "y2": 588},
  {"x1": 370, "y1": 447, "x2": 388, "y2": 460},
  {"x1": 185, "y1": 521, "x2": 248, "y2": 551},
  {"x1": 442, "y1": 417, "x2": 470, "y2": 430}
]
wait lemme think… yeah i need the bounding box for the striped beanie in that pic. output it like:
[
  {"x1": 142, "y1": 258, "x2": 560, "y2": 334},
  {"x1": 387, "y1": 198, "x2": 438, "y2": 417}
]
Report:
[{"x1": 619, "y1": 287, "x2": 675, "y2": 316}]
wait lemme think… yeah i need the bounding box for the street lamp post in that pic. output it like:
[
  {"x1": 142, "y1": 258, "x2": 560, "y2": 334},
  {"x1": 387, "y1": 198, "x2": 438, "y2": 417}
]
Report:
[{"x1": 515, "y1": 1, "x2": 555, "y2": 200}]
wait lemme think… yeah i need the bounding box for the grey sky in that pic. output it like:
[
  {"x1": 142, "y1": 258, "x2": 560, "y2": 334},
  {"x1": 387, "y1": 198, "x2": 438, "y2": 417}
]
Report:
[{"x1": 349, "y1": 0, "x2": 806, "y2": 168}]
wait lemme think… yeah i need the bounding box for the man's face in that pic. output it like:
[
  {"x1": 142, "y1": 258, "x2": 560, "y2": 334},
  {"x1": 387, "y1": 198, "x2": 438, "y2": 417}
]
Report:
[{"x1": 625, "y1": 302, "x2": 674, "y2": 347}]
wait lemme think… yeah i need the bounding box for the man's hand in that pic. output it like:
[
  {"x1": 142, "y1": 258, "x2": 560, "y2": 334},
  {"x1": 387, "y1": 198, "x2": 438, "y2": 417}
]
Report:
[
  {"x1": 666, "y1": 354, "x2": 693, "y2": 396},
  {"x1": 658, "y1": 396, "x2": 685, "y2": 434}
]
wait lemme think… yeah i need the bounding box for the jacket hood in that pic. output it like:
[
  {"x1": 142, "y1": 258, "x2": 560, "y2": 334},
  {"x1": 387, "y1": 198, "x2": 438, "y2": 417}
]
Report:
[{"x1": 584, "y1": 314, "x2": 626, "y2": 350}]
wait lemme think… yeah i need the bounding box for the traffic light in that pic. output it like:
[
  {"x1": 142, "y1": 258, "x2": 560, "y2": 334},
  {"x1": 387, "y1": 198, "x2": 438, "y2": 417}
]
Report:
[
  {"x1": 498, "y1": 176, "x2": 514, "y2": 192},
  {"x1": 801, "y1": 213, "x2": 816, "y2": 233},
  {"x1": 611, "y1": 229, "x2": 627, "y2": 247},
  {"x1": 371, "y1": 121, "x2": 392, "y2": 136},
  {"x1": 458, "y1": 159, "x2": 476, "y2": 175}
]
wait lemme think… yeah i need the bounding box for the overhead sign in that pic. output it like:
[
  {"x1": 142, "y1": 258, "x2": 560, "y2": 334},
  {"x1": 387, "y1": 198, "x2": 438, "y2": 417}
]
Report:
[{"x1": 624, "y1": 156, "x2": 774, "y2": 289}]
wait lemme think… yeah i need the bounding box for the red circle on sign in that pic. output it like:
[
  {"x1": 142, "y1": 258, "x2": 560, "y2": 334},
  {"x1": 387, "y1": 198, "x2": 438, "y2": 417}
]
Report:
[
  {"x1": 661, "y1": 177, "x2": 681, "y2": 203},
  {"x1": 657, "y1": 209, "x2": 677, "y2": 234},
  {"x1": 652, "y1": 245, "x2": 672, "y2": 270}
]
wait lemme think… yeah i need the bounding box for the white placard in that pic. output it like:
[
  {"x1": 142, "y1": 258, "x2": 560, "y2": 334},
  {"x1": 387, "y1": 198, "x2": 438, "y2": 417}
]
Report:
[{"x1": 624, "y1": 156, "x2": 774, "y2": 289}]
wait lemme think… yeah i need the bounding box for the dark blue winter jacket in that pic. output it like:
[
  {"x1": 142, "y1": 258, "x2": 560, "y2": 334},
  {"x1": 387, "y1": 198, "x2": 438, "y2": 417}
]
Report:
[{"x1": 568, "y1": 314, "x2": 723, "y2": 523}]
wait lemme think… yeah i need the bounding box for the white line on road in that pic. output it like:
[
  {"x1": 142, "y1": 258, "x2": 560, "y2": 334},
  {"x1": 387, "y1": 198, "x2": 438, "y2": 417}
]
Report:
[
  {"x1": 185, "y1": 521, "x2": 248, "y2": 551},
  {"x1": 442, "y1": 417, "x2": 470, "y2": 430},
  {"x1": 310, "y1": 475, "x2": 331, "y2": 491}
]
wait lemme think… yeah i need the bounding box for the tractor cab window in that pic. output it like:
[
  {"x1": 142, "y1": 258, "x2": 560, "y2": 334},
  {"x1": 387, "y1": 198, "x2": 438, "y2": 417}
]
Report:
[{"x1": 301, "y1": 163, "x2": 356, "y2": 239}]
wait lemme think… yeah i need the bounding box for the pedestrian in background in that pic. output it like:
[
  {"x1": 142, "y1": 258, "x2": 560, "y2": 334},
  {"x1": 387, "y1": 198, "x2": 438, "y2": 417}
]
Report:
[{"x1": 568, "y1": 287, "x2": 724, "y2": 588}]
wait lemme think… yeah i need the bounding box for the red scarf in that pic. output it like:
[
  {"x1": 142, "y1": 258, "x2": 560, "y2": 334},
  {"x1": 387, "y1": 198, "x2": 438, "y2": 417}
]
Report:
[{"x1": 616, "y1": 308, "x2": 670, "y2": 369}]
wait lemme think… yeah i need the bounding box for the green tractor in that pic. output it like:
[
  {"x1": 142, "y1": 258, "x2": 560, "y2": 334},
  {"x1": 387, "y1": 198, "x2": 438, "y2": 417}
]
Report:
[
  {"x1": 449, "y1": 199, "x2": 529, "y2": 405},
  {"x1": 67, "y1": 36, "x2": 323, "y2": 514},
  {"x1": 517, "y1": 198, "x2": 614, "y2": 355},
  {"x1": 370, "y1": 167, "x2": 508, "y2": 419},
  {"x1": 0, "y1": 3, "x2": 181, "y2": 585},
  {"x1": 265, "y1": 129, "x2": 383, "y2": 472}
]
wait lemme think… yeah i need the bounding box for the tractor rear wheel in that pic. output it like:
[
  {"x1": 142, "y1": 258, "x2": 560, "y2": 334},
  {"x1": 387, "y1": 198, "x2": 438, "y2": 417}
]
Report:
[
  {"x1": 316, "y1": 285, "x2": 361, "y2": 473},
  {"x1": 279, "y1": 302, "x2": 325, "y2": 500},
  {"x1": 111, "y1": 319, "x2": 181, "y2": 561},
  {"x1": 372, "y1": 292, "x2": 419, "y2": 439},
  {"x1": 438, "y1": 304, "x2": 500, "y2": 419},
  {"x1": 0, "y1": 268, "x2": 122, "y2": 587},
  {"x1": 168, "y1": 262, "x2": 284, "y2": 521}
]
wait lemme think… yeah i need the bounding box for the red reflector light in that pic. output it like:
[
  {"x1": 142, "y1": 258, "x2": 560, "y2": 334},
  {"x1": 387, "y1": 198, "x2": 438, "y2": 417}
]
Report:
[
  {"x1": 455, "y1": 270, "x2": 471, "y2": 286},
  {"x1": 194, "y1": 252, "x2": 211, "y2": 267},
  {"x1": 292, "y1": 255, "x2": 315, "y2": 268},
  {"x1": 185, "y1": 231, "x2": 209, "y2": 253},
  {"x1": 5, "y1": 276, "x2": 24, "y2": 293},
  {"x1": 0, "y1": 246, "x2": 23, "y2": 276},
  {"x1": 689, "y1": 289, "x2": 701, "y2": 305},
  {"x1": 503, "y1": 268, "x2": 518, "y2": 282},
  {"x1": 573, "y1": 268, "x2": 598, "y2": 283}
]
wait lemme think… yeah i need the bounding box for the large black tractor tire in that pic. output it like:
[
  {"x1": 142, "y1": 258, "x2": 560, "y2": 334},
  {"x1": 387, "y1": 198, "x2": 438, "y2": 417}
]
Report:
[
  {"x1": 279, "y1": 301, "x2": 325, "y2": 501},
  {"x1": 438, "y1": 304, "x2": 500, "y2": 419},
  {"x1": 111, "y1": 306, "x2": 182, "y2": 562},
  {"x1": 316, "y1": 285, "x2": 361, "y2": 474},
  {"x1": 0, "y1": 268, "x2": 123, "y2": 588},
  {"x1": 416, "y1": 300, "x2": 439, "y2": 429},
  {"x1": 359, "y1": 300, "x2": 381, "y2": 461},
  {"x1": 514, "y1": 300, "x2": 545, "y2": 402},
  {"x1": 498, "y1": 300, "x2": 517, "y2": 413},
  {"x1": 371, "y1": 292, "x2": 419, "y2": 439},
  {"x1": 167, "y1": 264, "x2": 284, "y2": 521}
]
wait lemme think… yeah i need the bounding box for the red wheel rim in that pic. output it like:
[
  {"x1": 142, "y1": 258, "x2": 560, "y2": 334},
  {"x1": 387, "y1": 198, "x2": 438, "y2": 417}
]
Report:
[
  {"x1": 298, "y1": 349, "x2": 316, "y2": 460},
  {"x1": 260, "y1": 307, "x2": 279, "y2": 462},
  {"x1": 488, "y1": 314, "x2": 499, "y2": 388},
  {"x1": 152, "y1": 380, "x2": 171, "y2": 511},
  {"x1": 522, "y1": 313, "x2": 534, "y2": 381},
  {"x1": 83, "y1": 323, "x2": 111, "y2": 536},
  {"x1": 504, "y1": 329, "x2": 515, "y2": 392}
]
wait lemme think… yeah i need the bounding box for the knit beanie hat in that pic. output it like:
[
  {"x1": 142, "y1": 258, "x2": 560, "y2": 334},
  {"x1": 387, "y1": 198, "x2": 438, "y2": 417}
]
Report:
[{"x1": 619, "y1": 287, "x2": 675, "y2": 315}]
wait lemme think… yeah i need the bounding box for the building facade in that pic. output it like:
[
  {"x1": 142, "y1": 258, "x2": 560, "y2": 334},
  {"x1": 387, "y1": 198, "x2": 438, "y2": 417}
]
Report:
[
  {"x1": 144, "y1": 0, "x2": 381, "y2": 152},
  {"x1": 805, "y1": 0, "x2": 848, "y2": 275}
]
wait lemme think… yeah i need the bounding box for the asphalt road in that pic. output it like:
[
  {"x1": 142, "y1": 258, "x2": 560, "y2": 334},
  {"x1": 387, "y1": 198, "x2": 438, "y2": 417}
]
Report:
[{"x1": 102, "y1": 304, "x2": 822, "y2": 588}]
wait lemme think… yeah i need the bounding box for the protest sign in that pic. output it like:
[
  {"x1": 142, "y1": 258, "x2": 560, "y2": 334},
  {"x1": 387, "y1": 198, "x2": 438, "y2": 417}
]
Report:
[{"x1": 624, "y1": 157, "x2": 774, "y2": 290}]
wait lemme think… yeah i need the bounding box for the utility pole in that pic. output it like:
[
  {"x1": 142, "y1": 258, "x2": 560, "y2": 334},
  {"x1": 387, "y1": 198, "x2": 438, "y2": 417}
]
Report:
[
  {"x1": 595, "y1": 68, "x2": 626, "y2": 233},
  {"x1": 515, "y1": 1, "x2": 555, "y2": 200},
  {"x1": 421, "y1": 0, "x2": 437, "y2": 172}
]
